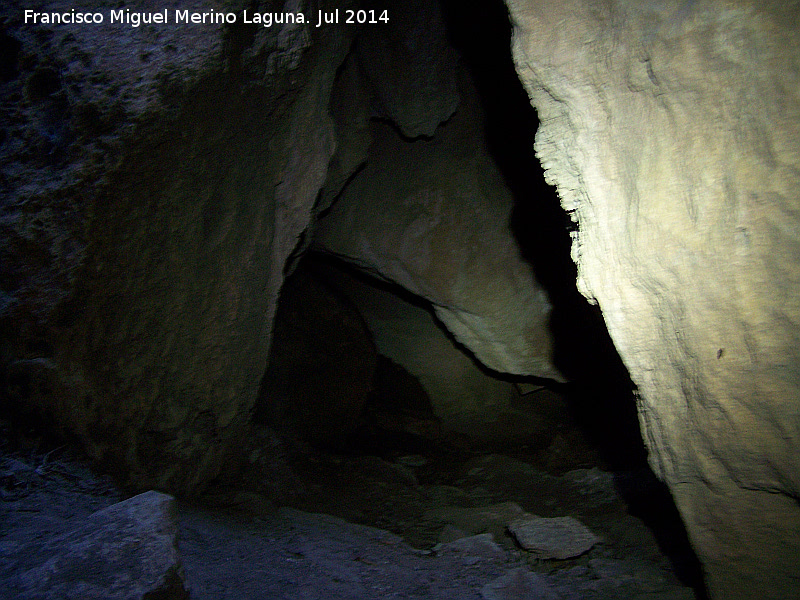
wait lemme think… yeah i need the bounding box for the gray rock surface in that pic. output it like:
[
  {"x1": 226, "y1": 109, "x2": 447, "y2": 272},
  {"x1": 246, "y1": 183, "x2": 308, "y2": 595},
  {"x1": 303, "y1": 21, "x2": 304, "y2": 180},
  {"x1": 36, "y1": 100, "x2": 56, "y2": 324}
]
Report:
[
  {"x1": 508, "y1": 514, "x2": 600, "y2": 559},
  {"x1": 309, "y1": 260, "x2": 561, "y2": 446},
  {"x1": 425, "y1": 501, "x2": 527, "y2": 549},
  {"x1": 8, "y1": 491, "x2": 187, "y2": 599},
  {"x1": 0, "y1": 0, "x2": 355, "y2": 494},
  {"x1": 315, "y1": 79, "x2": 563, "y2": 381},
  {"x1": 356, "y1": 0, "x2": 459, "y2": 138},
  {"x1": 255, "y1": 269, "x2": 377, "y2": 447},
  {"x1": 506, "y1": 0, "x2": 800, "y2": 597},
  {"x1": 438, "y1": 533, "x2": 508, "y2": 563},
  {"x1": 1, "y1": 442, "x2": 699, "y2": 600},
  {"x1": 482, "y1": 568, "x2": 559, "y2": 600}
]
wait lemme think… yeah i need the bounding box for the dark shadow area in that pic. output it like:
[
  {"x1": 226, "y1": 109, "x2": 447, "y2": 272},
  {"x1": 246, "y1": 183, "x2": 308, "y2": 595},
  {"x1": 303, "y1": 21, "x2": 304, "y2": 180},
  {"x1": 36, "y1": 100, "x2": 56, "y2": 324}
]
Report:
[
  {"x1": 439, "y1": 0, "x2": 643, "y2": 472},
  {"x1": 306, "y1": 252, "x2": 561, "y2": 392},
  {"x1": 437, "y1": 0, "x2": 707, "y2": 595}
]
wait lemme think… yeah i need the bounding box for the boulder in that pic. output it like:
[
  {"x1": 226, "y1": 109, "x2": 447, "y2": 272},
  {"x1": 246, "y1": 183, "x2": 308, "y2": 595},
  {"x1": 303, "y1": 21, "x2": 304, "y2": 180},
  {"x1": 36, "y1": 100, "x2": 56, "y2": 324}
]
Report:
[
  {"x1": 506, "y1": 0, "x2": 800, "y2": 597},
  {"x1": 508, "y1": 514, "x2": 600, "y2": 560},
  {"x1": 314, "y1": 74, "x2": 563, "y2": 382},
  {"x1": 438, "y1": 533, "x2": 507, "y2": 563},
  {"x1": 10, "y1": 491, "x2": 188, "y2": 599},
  {"x1": 481, "y1": 568, "x2": 559, "y2": 600},
  {"x1": 310, "y1": 260, "x2": 558, "y2": 446}
]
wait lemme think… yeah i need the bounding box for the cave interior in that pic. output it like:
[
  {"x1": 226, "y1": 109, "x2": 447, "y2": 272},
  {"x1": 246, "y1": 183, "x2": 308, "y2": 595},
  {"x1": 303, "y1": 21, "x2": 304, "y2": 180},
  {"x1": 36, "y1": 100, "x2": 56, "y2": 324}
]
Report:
[
  {"x1": 0, "y1": 1, "x2": 720, "y2": 598},
  {"x1": 241, "y1": 0, "x2": 706, "y2": 594}
]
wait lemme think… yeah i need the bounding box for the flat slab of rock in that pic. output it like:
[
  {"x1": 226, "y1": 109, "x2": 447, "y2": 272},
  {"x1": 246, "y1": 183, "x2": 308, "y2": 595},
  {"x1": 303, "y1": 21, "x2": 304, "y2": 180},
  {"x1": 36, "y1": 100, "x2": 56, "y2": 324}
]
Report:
[
  {"x1": 508, "y1": 514, "x2": 600, "y2": 560},
  {"x1": 11, "y1": 490, "x2": 188, "y2": 599}
]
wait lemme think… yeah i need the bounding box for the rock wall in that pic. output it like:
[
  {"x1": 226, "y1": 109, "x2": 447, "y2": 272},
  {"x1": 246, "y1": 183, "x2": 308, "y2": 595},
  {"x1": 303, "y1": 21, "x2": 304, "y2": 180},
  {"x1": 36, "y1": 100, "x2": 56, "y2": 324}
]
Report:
[
  {"x1": 310, "y1": 260, "x2": 560, "y2": 448},
  {"x1": 355, "y1": 0, "x2": 460, "y2": 138},
  {"x1": 505, "y1": 0, "x2": 800, "y2": 597},
  {"x1": 315, "y1": 68, "x2": 563, "y2": 381},
  {"x1": 0, "y1": 0, "x2": 354, "y2": 495}
]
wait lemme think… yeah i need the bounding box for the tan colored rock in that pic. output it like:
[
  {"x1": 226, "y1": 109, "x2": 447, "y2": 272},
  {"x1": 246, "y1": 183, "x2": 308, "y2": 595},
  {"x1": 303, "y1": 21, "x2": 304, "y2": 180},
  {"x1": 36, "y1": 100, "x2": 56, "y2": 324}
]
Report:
[
  {"x1": 315, "y1": 77, "x2": 563, "y2": 382},
  {"x1": 506, "y1": 0, "x2": 800, "y2": 597},
  {"x1": 312, "y1": 261, "x2": 558, "y2": 446}
]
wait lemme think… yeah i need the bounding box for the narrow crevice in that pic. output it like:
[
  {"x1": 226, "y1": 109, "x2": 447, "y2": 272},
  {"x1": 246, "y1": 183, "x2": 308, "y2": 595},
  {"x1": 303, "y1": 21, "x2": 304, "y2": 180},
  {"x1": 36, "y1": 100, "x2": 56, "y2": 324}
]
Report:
[{"x1": 436, "y1": 0, "x2": 706, "y2": 593}]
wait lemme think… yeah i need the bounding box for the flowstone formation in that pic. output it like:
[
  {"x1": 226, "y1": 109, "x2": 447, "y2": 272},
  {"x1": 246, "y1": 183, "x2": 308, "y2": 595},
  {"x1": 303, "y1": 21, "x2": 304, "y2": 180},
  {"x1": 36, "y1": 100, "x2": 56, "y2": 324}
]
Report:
[
  {"x1": 505, "y1": 0, "x2": 800, "y2": 597},
  {"x1": 0, "y1": 0, "x2": 356, "y2": 494}
]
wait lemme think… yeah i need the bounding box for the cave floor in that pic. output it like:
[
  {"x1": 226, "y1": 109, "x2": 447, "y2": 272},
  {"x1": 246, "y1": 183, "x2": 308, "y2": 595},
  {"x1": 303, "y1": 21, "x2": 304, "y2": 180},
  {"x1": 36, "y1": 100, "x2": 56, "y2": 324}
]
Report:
[{"x1": 1, "y1": 422, "x2": 702, "y2": 599}]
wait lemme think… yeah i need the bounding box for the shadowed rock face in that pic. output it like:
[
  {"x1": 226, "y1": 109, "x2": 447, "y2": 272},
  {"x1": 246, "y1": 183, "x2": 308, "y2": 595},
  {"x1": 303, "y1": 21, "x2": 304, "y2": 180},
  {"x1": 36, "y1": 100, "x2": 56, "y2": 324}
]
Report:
[
  {"x1": 307, "y1": 258, "x2": 560, "y2": 448},
  {"x1": 315, "y1": 68, "x2": 563, "y2": 382},
  {"x1": 0, "y1": 0, "x2": 356, "y2": 494},
  {"x1": 1, "y1": 0, "x2": 558, "y2": 497},
  {"x1": 255, "y1": 268, "x2": 378, "y2": 448},
  {"x1": 506, "y1": 0, "x2": 800, "y2": 597}
]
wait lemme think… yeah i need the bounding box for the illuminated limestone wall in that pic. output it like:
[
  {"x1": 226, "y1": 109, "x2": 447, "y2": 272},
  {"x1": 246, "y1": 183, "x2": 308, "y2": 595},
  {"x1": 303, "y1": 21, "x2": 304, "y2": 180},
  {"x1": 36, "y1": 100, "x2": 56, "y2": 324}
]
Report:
[{"x1": 506, "y1": 0, "x2": 800, "y2": 597}]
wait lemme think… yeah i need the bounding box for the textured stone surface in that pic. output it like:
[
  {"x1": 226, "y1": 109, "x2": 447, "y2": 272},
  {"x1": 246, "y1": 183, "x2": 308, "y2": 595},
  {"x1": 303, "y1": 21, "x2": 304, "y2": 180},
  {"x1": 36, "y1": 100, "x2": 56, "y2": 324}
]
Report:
[
  {"x1": 0, "y1": 1, "x2": 354, "y2": 494},
  {"x1": 311, "y1": 260, "x2": 558, "y2": 446},
  {"x1": 506, "y1": 0, "x2": 800, "y2": 597},
  {"x1": 299, "y1": 0, "x2": 460, "y2": 264},
  {"x1": 481, "y1": 568, "x2": 559, "y2": 600},
  {"x1": 360, "y1": 355, "x2": 443, "y2": 449},
  {"x1": 425, "y1": 502, "x2": 527, "y2": 547},
  {"x1": 316, "y1": 50, "x2": 372, "y2": 216},
  {"x1": 508, "y1": 514, "x2": 600, "y2": 559},
  {"x1": 315, "y1": 77, "x2": 563, "y2": 381},
  {"x1": 0, "y1": 438, "x2": 699, "y2": 600},
  {"x1": 438, "y1": 533, "x2": 507, "y2": 563},
  {"x1": 9, "y1": 491, "x2": 187, "y2": 599}
]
